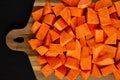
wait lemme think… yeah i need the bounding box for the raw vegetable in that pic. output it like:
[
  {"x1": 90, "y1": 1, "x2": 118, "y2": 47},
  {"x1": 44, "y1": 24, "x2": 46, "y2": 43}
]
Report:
[{"x1": 29, "y1": 0, "x2": 120, "y2": 80}]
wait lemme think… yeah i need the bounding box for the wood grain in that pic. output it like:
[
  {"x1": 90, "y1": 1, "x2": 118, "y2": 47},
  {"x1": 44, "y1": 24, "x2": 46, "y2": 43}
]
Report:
[{"x1": 6, "y1": 0, "x2": 115, "y2": 80}]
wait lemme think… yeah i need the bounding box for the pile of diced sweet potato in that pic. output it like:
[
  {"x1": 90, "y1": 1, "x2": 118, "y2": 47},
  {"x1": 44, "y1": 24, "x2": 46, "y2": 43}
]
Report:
[{"x1": 28, "y1": 0, "x2": 120, "y2": 80}]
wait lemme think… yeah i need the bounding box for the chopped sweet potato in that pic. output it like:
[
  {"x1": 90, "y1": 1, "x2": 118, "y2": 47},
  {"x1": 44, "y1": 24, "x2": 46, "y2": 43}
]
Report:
[
  {"x1": 43, "y1": 1, "x2": 53, "y2": 15},
  {"x1": 36, "y1": 46, "x2": 48, "y2": 56},
  {"x1": 60, "y1": 31, "x2": 74, "y2": 46},
  {"x1": 91, "y1": 64, "x2": 102, "y2": 78},
  {"x1": 52, "y1": 3, "x2": 65, "y2": 16},
  {"x1": 36, "y1": 23, "x2": 50, "y2": 41},
  {"x1": 43, "y1": 14, "x2": 56, "y2": 26},
  {"x1": 66, "y1": 69, "x2": 80, "y2": 80},
  {"x1": 41, "y1": 64, "x2": 54, "y2": 77},
  {"x1": 55, "y1": 65, "x2": 67, "y2": 79},
  {"x1": 46, "y1": 57, "x2": 62, "y2": 69},
  {"x1": 69, "y1": 7, "x2": 83, "y2": 17},
  {"x1": 114, "y1": 1, "x2": 120, "y2": 17},
  {"x1": 80, "y1": 55, "x2": 92, "y2": 70},
  {"x1": 60, "y1": 7, "x2": 71, "y2": 25},
  {"x1": 100, "y1": 64, "x2": 117, "y2": 76},
  {"x1": 28, "y1": 39, "x2": 43, "y2": 50},
  {"x1": 62, "y1": 0, "x2": 79, "y2": 6},
  {"x1": 31, "y1": 21, "x2": 41, "y2": 34},
  {"x1": 54, "y1": 18, "x2": 68, "y2": 31},
  {"x1": 32, "y1": 8, "x2": 43, "y2": 21},
  {"x1": 98, "y1": 7, "x2": 111, "y2": 26},
  {"x1": 75, "y1": 23, "x2": 91, "y2": 39},
  {"x1": 38, "y1": 55, "x2": 47, "y2": 65},
  {"x1": 87, "y1": 8, "x2": 99, "y2": 24},
  {"x1": 65, "y1": 57, "x2": 79, "y2": 70},
  {"x1": 78, "y1": 0, "x2": 92, "y2": 8},
  {"x1": 49, "y1": 30, "x2": 60, "y2": 42}
]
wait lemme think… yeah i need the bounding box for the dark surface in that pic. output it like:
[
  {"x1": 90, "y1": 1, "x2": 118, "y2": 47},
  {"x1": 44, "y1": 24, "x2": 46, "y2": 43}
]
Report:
[{"x1": 0, "y1": 0, "x2": 36, "y2": 80}]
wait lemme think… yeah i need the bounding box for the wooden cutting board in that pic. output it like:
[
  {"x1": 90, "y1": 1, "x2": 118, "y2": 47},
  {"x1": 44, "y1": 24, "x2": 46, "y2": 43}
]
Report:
[{"x1": 6, "y1": 0, "x2": 115, "y2": 80}]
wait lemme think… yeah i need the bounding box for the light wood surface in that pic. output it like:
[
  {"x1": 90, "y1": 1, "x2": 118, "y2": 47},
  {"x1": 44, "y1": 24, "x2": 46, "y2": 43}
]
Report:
[{"x1": 6, "y1": 0, "x2": 115, "y2": 80}]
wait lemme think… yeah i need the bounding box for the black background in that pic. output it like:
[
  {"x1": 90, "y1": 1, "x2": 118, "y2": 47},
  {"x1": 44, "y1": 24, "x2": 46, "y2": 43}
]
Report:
[{"x1": 0, "y1": 0, "x2": 36, "y2": 80}]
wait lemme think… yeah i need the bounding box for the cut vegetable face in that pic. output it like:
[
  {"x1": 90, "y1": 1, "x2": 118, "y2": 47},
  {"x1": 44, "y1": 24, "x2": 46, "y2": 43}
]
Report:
[{"x1": 29, "y1": 0, "x2": 120, "y2": 80}]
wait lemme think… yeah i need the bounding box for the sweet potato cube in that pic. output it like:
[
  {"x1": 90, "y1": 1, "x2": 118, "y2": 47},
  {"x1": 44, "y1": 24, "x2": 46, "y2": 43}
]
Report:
[
  {"x1": 95, "y1": 29, "x2": 104, "y2": 43},
  {"x1": 100, "y1": 64, "x2": 117, "y2": 76},
  {"x1": 37, "y1": 55, "x2": 47, "y2": 65},
  {"x1": 105, "y1": 33, "x2": 117, "y2": 45},
  {"x1": 60, "y1": 31, "x2": 73, "y2": 46},
  {"x1": 49, "y1": 30, "x2": 59, "y2": 42},
  {"x1": 62, "y1": 0, "x2": 79, "y2": 6},
  {"x1": 55, "y1": 66, "x2": 67, "y2": 79},
  {"x1": 93, "y1": 54, "x2": 114, "y2": 66},
  {"x1": 114, "y1": 1, "x2": 120, "y2": 17},
  {"x1": 75, "y1": 23, "x2": 91, "y2": 39},
  {"x1": 87, "y1": 8, "x2": 99, "y2": 24},
  {"x1": 46, "y1": 57, "x2": 62, "y2": 69},
  {"x1": 80, "y1": 55, "x2": 92, "y2": 70},
  {"x1": 36, "y1": 46, "x2": 48, "y2": 56},
  {"x1": 41, "y1": 64, "x2": 54, "y2": 77},
  {"x1": 77, "y1": 0, "x2": 92, "y2": 8},
  {"x1": 101, "y1": 25, "x2": 117, "y2": 37},
  {"x1": 28, "y1": 39, "x2": 43, "y2": 50},
  {"x1": 46, "y1": 44, "x2": 64, "y2": 57},
  {"x1": 43, "y1": 14, "x2": 56, "y2": 26},
  {"x1": 100, "y1": 44, "x2": 117, "y2": 58},
  {"x1": 66, "y1": 69, "x2": 80, "y2": 80},
  {"x1": 65, "y1": 57, "x2": 79, "y2": 70},
  {"x1": 98, "y1": 7, "x2": 111, "y2": 26},
  {"x1": 32, "y1": 8, "x2": 43, "y2": 21},
  {"x1": 60, "y1": 7, "x2": 71, "y2": 25},
  {"x1": 69, "y1": 7, "x2": 83, "y2": 17},
  {"x1": 95, "y1": 0, "x2": 113, "y2": 11},
  {"x1": 36, "y1": 23, "x2": 50, "y2": 41},
  {"x1": 54, "y1": 18, "x2": 68, "y2": 31},
  {"x1": 43, "y1": 1, "x2": 52, "y2": 15},
  {"x1": 31, "y1": 21, "x2": 41, "y2": 34},
  {"x1": 52, "y1": 3, "x2": 65, "y2": 16},
  {"x1": 91, "y1": 64, "x2": 102, "y2": 78}
]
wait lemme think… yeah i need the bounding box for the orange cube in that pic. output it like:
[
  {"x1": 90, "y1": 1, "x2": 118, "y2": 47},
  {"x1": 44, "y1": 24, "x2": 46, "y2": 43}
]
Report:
[
  {"x1": 60, "y1": 31, "x2": 73, "y2": 46},
  {"x1": 80, "y1": 55, "x2": 92, "y2": 70},
  {"x1": 36, "y1": 46, "x2": 48, "y2": 56},
  {"x1": 55, "y1": 66, "x2": 67, "y2": 79},
  {"x1": 65, "y1": 57, "x2": 79, "y2": 70},
  {"x1": 54, "y1": 18, "x2": 68, "y2": 31},
  {"x1": 36, "y1": 23, "x2": 50, "y2": 41},
  {"x1": 31, "y1": 21, "x2": 41, "y2": 34},
  {"x1": 43, "y1": 14, "x2": 56, "y2": 26},
  {"x1": 28, "y1": 39, "x2": 43, "y2": 50},
  {"x1": 46, "y1": 57, "x2": 62, "y2": 69},
  {"x1": 100, "y1": 64, "x2": 117, "y2": 76},
  {"x1": 95, "y1": 29, "x2": 104, "y2": 43},
  {"x1": 66, "y1": 69, "x2": 80, "y2": 80},
  {"x1": 52, "y1": 3, "x2": 65, "y2": 16},
  {"x1": 98, "y1": 7, "x2": 111, "y2": 26},
  {"x1": 41, "y1": 64, "x2": 54, "y2": 77}
]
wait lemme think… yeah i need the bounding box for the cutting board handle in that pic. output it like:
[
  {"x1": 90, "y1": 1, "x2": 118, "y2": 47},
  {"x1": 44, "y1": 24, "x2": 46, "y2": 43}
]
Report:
[{"x1": 6, "y1": 17, "x2": 37, "y2": 56}]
